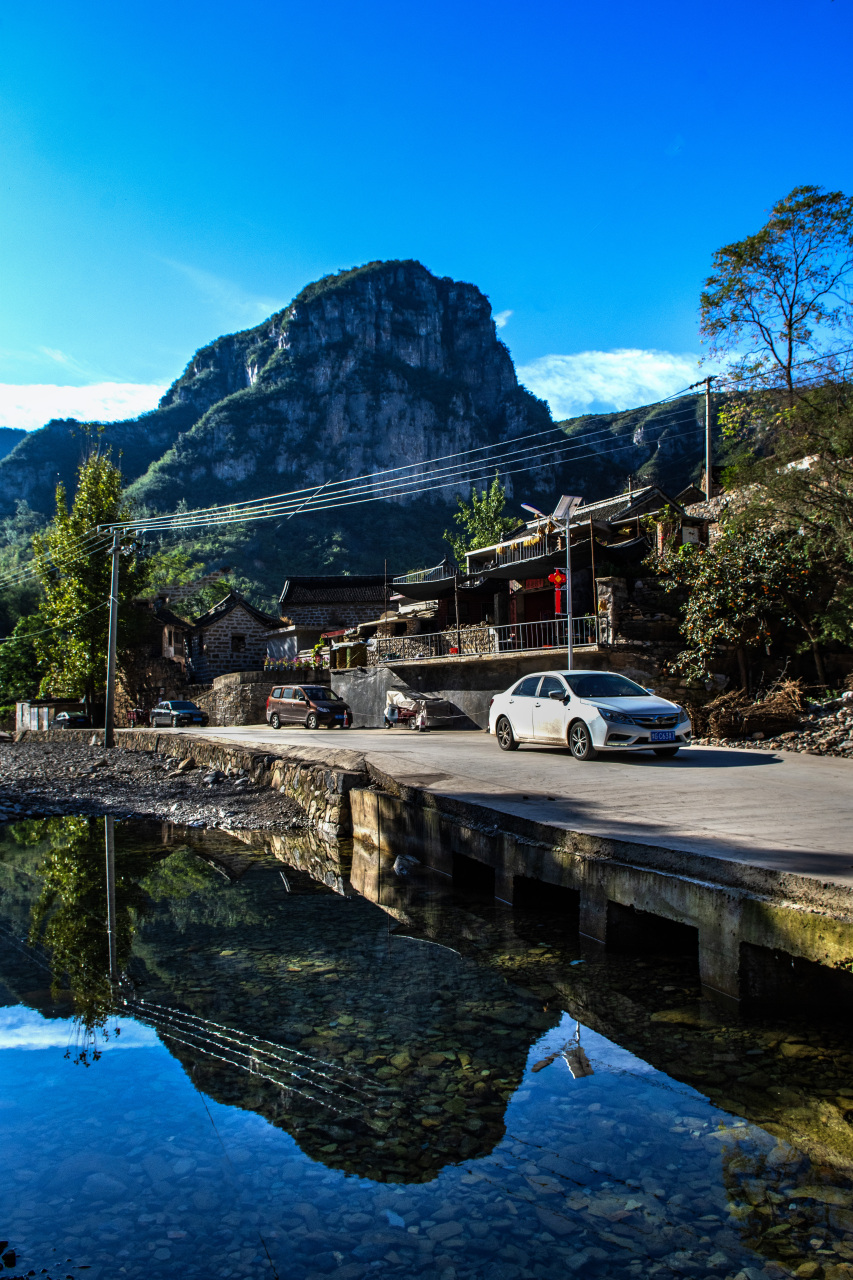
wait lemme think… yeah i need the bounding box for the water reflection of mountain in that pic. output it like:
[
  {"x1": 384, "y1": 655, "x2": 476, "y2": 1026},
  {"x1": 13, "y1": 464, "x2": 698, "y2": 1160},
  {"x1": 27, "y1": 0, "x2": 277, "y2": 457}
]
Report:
[{"x1": 131, "y1": 853, "x2": 558, "y2": 1183}]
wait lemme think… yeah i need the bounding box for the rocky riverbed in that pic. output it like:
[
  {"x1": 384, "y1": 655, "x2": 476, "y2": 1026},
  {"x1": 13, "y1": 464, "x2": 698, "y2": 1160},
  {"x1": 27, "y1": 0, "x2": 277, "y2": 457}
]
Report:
[{"x1": 0, "y1": 741, "x2": 309, "y2": 830}]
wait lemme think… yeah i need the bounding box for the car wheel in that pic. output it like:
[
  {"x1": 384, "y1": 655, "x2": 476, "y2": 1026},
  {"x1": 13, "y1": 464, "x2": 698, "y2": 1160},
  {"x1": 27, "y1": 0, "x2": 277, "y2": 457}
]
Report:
[
  {"x1": 569, "y1": 720, "x2": 597, "y2": 761},
  {"x1": 495, "y1": 715, "x2": 519, "y2": 751},
  {"x1": 270, "y1": 713, "x2": 281, "y2": 730},
  {"x1": 306, "y1": 713, "x2": 319, "y2": 730},
  {"x1": 653, "y1": 747, "x2": 679, "y2": 758}
]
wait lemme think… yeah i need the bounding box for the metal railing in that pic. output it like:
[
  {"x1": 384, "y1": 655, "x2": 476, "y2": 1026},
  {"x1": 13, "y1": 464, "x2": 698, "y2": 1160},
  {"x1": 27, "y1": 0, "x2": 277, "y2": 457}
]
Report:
[
  {"x1": 392, "y1": 561, "x2": 456, "y2": 586},
  {"x1": 374, "y1": 614, "x2": 606, "y2": 664},
  {"x1": 465, "y1": 531, "x2": 562, "y2": 574}
]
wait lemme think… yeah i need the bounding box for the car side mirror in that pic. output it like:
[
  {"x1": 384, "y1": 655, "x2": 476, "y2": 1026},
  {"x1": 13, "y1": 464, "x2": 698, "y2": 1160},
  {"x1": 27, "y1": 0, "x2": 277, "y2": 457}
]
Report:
[
  {"x1": 548, "y1": 691, "x2": 564, "y2": 700},
  {"x1": 646, "y1": 688, "x2": 655, "y2": 694}
]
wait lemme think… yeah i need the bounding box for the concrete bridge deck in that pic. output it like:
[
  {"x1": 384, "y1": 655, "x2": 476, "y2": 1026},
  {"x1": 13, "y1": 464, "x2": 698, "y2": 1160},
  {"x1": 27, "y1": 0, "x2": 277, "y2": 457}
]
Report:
[{"x1": 141, "y1": 725, "x2": 853, "y2": 888}]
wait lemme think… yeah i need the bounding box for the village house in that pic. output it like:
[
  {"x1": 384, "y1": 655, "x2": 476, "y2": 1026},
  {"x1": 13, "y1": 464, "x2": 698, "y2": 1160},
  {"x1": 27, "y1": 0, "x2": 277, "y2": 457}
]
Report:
[
  {"x1": 186, "y1": 591, "x2": 289, "y2": 682},
  {"x1": 278, "y1": 575, "x2": 393, "y2": 632}
]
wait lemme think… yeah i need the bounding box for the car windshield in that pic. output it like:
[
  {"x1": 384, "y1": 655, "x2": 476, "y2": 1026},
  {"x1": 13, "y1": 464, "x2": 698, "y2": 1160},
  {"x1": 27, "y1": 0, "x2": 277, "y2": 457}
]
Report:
[
  {"x1": 168, "y1": 701, "x2": 199, "y2": 710},
  {"x1": 564, "y1": 673, "x2": 649, "y2": 699},
  {"x1": 301, "y1": 687, "x2": 339, "y2": 701}
]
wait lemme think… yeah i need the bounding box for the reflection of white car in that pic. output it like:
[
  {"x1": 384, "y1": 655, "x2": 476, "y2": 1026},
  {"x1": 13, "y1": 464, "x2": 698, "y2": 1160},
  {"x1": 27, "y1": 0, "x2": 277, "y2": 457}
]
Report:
[{"x1": 488, "y1": 669, "x2": 692, "y2": 761}]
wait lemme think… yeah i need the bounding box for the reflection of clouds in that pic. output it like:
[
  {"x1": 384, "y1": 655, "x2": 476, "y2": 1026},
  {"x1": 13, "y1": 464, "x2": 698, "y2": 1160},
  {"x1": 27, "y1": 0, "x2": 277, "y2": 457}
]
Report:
[
  {"x1": 0, "y1": 1006, "x2": 159, "y2": 1051},
  {"x1": 517, "y1": 349, "x2": 705, "y2": 420},
  {"x1": 0, "y1": 382, "x2": 168, "y2": 431}
]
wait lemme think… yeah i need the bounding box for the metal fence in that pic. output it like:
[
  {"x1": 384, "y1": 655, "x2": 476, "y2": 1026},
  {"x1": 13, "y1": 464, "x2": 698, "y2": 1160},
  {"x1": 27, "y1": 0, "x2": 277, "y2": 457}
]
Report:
[
  {"x1": 465, "y1": 531, "x2": 561, "y2": 574},
  {"x1": 374, "y1": 614, "x2": 605, "y2": 664},
  {"x1": 392, "y1": 561, "x2": 456, "y2": 586}
]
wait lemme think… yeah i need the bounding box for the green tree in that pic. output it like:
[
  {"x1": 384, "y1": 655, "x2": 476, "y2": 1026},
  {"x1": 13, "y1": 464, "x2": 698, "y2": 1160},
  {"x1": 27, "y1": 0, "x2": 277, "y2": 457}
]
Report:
[
  {"x1": 32, "y1": 451, "x2": 149, "y2": 715},
  {"x1": 0, "y1": 614, "x2": 45, "y2": 709},
  {"x1": 701, "y1": 185, "x2": 853, "y2": 407},
  {"x1": 654, "y1": 521, "x2": 829, "y2": 688},
  {"x1": 445, "y1": 473, "x2": 520, "y2": 566},
  {"x1": 23, "y1": 817, "x2": 152, "y2": 1058}
]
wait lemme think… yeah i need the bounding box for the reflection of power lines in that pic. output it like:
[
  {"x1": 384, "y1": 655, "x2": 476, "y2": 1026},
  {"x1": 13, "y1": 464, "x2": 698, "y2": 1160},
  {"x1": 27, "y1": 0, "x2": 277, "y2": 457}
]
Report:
[
  {"x1": 0, "y1": 919, "x2": 54, "y2": 977},
  {"x1": 130, "y1": 998, "x2": 391, "y2": 1122}
]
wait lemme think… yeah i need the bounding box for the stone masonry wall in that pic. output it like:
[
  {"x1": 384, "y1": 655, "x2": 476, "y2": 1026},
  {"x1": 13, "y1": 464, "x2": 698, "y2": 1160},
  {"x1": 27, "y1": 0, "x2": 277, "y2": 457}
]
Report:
[
  {"x1": 192, "y1": 605, "x2": 285, "y2": 680},
  {"x1": 194, "y1": 668, "x2": 330, "y2": 726},
  {"x1": 284, "y1": 601, "x2": 387, "y2": 630}
]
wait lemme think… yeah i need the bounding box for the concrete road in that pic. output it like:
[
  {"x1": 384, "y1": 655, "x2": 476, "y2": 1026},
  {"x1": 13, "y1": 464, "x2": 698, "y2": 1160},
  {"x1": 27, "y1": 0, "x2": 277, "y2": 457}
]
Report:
[{"x1": 144, "y1": 725, "x2": 853, "y2": 886}]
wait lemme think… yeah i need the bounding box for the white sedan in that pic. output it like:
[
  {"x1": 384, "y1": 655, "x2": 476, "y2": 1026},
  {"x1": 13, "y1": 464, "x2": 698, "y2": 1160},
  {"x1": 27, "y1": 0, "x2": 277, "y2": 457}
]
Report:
[{"x1": 488, "y1": 669, "x2": 692, "y2": 760}]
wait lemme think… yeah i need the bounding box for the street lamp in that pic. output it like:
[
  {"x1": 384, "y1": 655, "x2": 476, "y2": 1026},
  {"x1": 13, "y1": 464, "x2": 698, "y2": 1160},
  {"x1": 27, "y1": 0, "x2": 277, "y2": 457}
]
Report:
[{"x1": 553, "y1": 494, "x2": 583, "y2": 669}]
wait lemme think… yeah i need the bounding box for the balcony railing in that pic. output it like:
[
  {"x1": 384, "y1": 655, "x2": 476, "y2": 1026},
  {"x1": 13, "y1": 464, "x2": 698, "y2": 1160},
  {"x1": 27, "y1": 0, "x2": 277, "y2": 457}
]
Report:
[
  {"x1": 392, "y1": 561, "x2": 457, "y2": 586},
  {"x1": 466, "y1": 530, "x2": 562, "y2": 574},
  {"x1": 373, "y1": 615, "x2": 606, "y2": 664}
]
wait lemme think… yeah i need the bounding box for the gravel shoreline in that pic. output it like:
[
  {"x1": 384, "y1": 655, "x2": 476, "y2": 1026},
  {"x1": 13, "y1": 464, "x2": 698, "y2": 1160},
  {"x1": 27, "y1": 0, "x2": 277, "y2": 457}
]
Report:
[{"x1": 0, "y1": 741, "x2": 309, "y2": 830}]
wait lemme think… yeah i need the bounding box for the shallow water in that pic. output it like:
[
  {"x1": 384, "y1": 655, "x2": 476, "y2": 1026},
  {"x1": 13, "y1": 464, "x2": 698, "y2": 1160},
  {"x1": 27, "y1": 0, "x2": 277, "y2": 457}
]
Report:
[{"x1": 1, "y1": 817, "x2": 852, "y2": 1280}]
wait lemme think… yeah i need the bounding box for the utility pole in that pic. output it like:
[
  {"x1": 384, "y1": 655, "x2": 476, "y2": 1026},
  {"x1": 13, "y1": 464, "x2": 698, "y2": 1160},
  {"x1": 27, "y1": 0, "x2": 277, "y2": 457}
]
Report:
[
  {"x1": 554, "y1": 495, "x2": 583, "y2": 670},
  {"x1": 104, "y1": 530, "x2": 120, "y2": 748},
  {"x1": 105, "y1": 815, "x2": 118, "y2": 983},
  {"x1": 704, "y1": 376, "x2": 715, "y2": 499}
]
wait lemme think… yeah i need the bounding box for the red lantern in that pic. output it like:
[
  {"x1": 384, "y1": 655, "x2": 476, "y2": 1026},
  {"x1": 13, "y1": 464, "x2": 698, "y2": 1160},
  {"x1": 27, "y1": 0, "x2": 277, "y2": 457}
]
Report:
[{"x1": 548, "y1": 569, "x2": 567, "y2": 614}]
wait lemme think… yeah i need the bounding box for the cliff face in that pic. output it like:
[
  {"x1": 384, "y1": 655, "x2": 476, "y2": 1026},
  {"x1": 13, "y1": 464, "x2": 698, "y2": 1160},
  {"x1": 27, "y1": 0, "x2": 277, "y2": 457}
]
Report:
[
  {"x1": 0, "y1": 259, "x2": 710, "y2": 595},
  {"x1": 130, "y1": 260, "x2": 552, "y2": 512}
]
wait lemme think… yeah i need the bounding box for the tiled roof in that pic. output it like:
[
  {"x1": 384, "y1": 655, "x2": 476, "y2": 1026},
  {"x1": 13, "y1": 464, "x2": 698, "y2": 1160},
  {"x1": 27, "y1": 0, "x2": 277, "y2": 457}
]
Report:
[
  {"x1": 191, "y1": 591, "x2": 284, "y2": 631},
  {"x1": 572, "y1": 485, "x2": 682, "y2": 525},
  {"x1": 279, "y1": 575, "x2": 390, "y2": 606}
]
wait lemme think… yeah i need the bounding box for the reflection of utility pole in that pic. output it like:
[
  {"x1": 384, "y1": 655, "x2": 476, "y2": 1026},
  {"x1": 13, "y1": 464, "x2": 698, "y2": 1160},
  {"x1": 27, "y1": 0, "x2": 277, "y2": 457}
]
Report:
[
  {"x1": 704, "y1": 376, "x2": 715, "y2": 499},
  {"x1": 105, "y1": 816, "x2": 118, "y2": 983},
  {"x1": 104, "y1": 531, "x2": 120, "y2": 748}
]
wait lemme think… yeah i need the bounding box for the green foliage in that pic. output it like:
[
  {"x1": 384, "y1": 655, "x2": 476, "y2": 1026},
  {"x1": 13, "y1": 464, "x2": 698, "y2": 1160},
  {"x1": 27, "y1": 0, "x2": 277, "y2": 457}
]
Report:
[
  {"x1": 700, "y1": 185, "x2": 853, "y2": 406},
  {"x1": 23, "y1": 817, "x2": 152, "y2": 1054},
  {"x1": 0, "y1": 614, "x2": 46, "y2": 703},
  {"x1": 653, "y1": 521, "x2": 829, "y2": 684},
  {"x1": 445, "y1": 473, "x2": 520, "y2": 565},
  {"x1": 32, "y1": 450, "x2": 149, "y2": 708},
  {"x1": 726, "y1": 385, "x2": 853, "y2": 650},
  {"x1": 0, "y1": 501, "x2": 44, "y2": 636}
]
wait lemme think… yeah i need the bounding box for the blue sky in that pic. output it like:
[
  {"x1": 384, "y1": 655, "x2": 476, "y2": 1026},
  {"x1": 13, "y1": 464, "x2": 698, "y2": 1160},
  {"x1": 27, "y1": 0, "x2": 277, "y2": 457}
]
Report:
[{"x1": 0, "y1": 0, "x2": 850, "y2": 428}]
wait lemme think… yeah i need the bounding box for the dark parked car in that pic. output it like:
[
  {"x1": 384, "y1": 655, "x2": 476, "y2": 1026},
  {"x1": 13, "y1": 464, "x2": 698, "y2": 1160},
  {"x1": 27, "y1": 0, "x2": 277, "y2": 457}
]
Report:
[
  {"x1": 149, "y1": 700, "x2": 209, "y2": 728},
  {"x1": 52, "y1": 711, "x2": 91, "y2": 728},
  {"x1": 266, "y1": 684, "x2": 352, "y2": 730}
]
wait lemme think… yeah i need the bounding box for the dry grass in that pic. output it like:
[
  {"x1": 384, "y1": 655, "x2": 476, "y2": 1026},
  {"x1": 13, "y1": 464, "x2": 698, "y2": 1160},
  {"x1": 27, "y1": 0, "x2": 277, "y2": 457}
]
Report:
[{"x1": 694, "y1": 677, "x2": 808, "y2": 739}]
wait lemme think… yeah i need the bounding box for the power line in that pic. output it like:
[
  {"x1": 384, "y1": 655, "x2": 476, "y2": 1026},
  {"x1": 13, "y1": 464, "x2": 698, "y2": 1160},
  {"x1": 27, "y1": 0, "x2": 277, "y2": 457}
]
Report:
[
  {"x1": 116, "y1": 412, "x2": 702, "y2": 535},
  {"x1": 0, "y1": 531, "x2": 113, "y2": 591},
  {"x1": 0, "y1": 599, "x2": 110, "y2": 647},
  {"x1": 112, "y1": 401, "x2": 702, "y2": 536}
]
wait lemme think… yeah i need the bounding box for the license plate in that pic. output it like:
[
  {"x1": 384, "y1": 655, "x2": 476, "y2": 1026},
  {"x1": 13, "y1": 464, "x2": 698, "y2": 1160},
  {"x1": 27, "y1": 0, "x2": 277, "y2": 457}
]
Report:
[
  {"x1": 650, "y1": 730, "x2": 675, "y2": 742},
  {"x1": 334, "y1": 715, "x2": 344, "y2": 721}
]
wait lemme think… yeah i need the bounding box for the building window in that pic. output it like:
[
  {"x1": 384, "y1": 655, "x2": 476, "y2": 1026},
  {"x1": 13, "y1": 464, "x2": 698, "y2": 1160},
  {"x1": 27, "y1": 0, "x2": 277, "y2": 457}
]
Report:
[
  {"x1": 167, "y1": 629, "x2": 174, "y2": 647},
  {"x1": 231, "y1": 634, "x2": 246, "y2": 653}
]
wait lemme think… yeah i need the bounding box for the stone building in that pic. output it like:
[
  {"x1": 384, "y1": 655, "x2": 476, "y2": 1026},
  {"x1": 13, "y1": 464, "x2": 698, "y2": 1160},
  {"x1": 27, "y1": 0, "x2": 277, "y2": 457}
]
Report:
[
  {"x1": 278, "y1": 576, "x2": 392, "y2": 632},
  {"x1": 186, "y1": 591, "x2": 288, "y2": 682}
]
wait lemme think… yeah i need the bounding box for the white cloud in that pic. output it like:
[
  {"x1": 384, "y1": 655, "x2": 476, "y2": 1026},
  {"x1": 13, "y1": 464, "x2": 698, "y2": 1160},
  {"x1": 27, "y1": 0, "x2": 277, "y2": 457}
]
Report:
[
  {"x1": 517, "y1": 349, "x2": 704, "y2": 420},
  {"x1": 0, "y1": 1005, "x2": 159, "y2": 1051},
  {"x1": 494, "y1": 310, "x2": 513, "y2": 329},
  {"x1": 160, "y1": 258, "x2": 282, "y2": 326},
  {"x1": 0, "y1": 382, "x2": 169, "y2": 432}
]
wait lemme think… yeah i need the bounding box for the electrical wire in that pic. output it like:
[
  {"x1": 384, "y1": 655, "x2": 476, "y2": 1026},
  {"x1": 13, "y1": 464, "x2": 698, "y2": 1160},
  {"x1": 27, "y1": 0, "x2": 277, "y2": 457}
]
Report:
[
  {"x1": 111, "y1": 379, "x2": 703, "y2": 533},
  {"x1": 111, "y1": 402, "x2": 703, "y2": 535},
  {"x1": 0, "y1": 529, "x2": 113, "y2": 591},
  {"x1": 118, "y1": 410, "x2": 704, "y2": 535},
  {"x1": 0, "y1": 599, "x2": 109, "y2": 647},
  {"x1": 113, "y1": 400, "x2": 702, "y2": 532}
]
